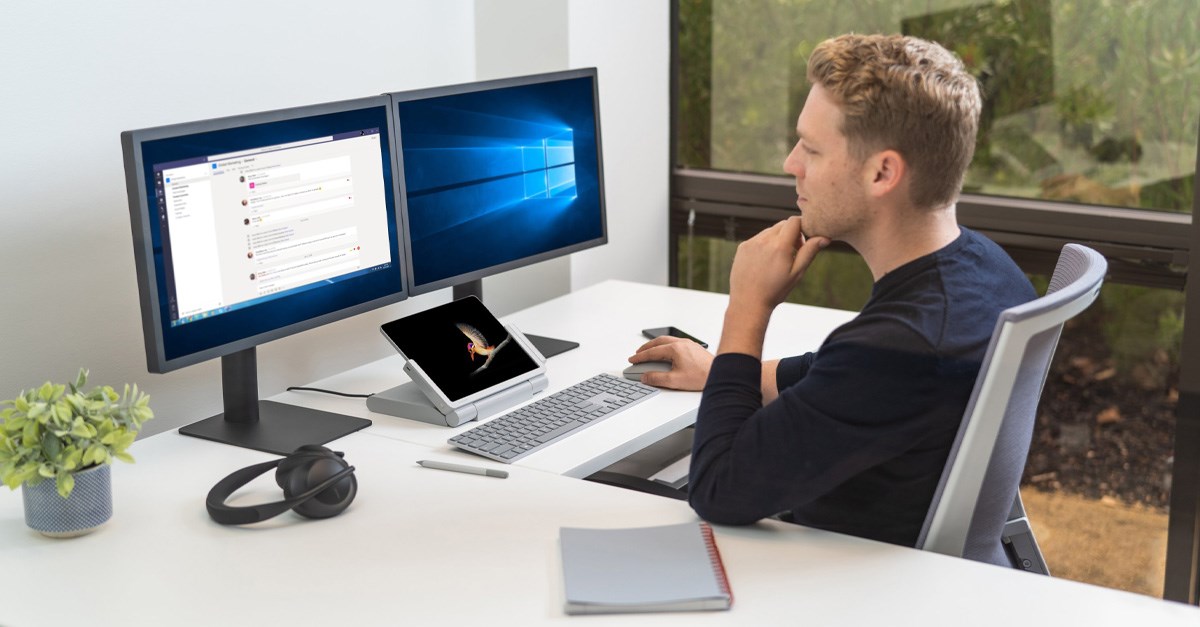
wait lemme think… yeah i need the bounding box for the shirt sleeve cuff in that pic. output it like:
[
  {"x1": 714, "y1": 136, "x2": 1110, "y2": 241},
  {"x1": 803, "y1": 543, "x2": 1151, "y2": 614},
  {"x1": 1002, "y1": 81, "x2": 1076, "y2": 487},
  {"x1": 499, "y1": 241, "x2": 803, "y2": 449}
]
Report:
[{"x1": 708, "y1": 352, "x2": 763, "y2": 388}]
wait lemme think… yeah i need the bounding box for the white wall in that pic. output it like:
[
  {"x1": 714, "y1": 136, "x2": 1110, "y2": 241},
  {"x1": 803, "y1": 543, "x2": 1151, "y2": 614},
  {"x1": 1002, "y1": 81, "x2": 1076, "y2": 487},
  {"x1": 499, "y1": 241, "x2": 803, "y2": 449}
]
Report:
[
  {"x1": 474, "y1": 0, "x2": 573, "y2": 317},
  {"x1": 0, "y1": 0, "x2": 668, "y2": 438},
  {"x1": 568, "y1": 0, "x2": 671, "y2": 291}
]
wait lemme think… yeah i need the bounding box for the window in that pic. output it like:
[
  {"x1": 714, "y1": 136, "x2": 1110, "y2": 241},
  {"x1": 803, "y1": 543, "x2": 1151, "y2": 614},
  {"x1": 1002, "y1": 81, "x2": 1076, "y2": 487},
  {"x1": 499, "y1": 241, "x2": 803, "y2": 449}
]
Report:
[{"x1": 672, "y1": 0, "x2": 1200, "y2": 601}]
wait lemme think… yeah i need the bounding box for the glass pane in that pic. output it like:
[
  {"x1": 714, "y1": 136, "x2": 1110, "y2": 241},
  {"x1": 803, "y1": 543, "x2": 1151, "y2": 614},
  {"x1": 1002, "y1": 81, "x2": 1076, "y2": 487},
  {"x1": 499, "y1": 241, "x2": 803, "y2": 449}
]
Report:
[
  {"x1": 678, "y1": 0, "x2": 1200, "y2": 212},
  {"x1": 678, "y1": 234, "x2": 1180, "y2": 597},
  {"x1": 1023, "y1": 279, "x2": 1180, "y2": 597}
]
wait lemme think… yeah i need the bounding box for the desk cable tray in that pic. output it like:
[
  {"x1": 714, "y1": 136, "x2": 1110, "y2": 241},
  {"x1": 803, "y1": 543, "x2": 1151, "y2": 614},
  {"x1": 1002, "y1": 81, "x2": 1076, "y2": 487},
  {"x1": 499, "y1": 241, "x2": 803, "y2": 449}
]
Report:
[{"x1": 449, "y1": 373, "x2": 658, "y2": 463}]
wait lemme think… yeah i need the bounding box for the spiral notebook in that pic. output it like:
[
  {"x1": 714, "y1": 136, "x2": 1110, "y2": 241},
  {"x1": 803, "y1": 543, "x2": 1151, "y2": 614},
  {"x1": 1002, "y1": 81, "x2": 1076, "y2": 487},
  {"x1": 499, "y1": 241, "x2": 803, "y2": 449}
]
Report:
[{"x1": 558, "y1": 521, "x2": 733, "y2": 614}]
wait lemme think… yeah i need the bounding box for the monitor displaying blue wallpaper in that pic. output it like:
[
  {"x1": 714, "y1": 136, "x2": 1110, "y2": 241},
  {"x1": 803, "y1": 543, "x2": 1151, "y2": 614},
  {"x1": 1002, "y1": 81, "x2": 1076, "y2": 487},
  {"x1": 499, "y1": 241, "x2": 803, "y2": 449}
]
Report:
[
  {"x1": 392, "y1": 69, "x2": 606, "y2": 293},
  {"x1": 123, "y1": 96, "x2": 407, "y2": 371}
]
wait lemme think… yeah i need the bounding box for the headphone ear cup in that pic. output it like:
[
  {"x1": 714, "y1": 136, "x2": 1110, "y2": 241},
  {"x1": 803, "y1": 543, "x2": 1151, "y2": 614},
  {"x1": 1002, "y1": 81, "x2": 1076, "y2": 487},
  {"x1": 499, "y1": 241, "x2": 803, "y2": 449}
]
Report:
[
  {"x1": 274, "y1": 444, "x2": 334, "y2": 489},
  {"x1": 282, "y1": 454, "x2": 357, "y2": 519}
]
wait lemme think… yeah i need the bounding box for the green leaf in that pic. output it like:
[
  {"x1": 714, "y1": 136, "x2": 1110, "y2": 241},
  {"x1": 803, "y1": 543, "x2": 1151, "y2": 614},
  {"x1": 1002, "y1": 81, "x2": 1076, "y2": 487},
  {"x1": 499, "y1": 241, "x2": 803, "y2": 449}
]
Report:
[
  {"x1": 73, "y1": 369, "x2": 88, "y2": 393},
  {"x1": 56, "y1": 472, "x2": 74, "y2": 498},
  {"x1": 63, "y1": 447, "x2": 81, "y2": 470},
  {"x1": 116, "y1": 432, "x2": 137, "y2": 451},
  {"x1": 13, "y1": 397, "x2": 29, "y2": 412},
  {"x1": 21, "y1": 421, "x2": 38, "y2": 448},
  {"x1": 84, "y1": 445, "x2": 106, "y2": 466},
  {"x1": 48, "y1": 401, "x2": 67, "y2": 425},
  {"x1": 114, "y1": 451, "x2": 135, "y2": 464},
  {"x1": 38, "y1": 383, "x2": 54, "y2": 402},
  {"x1": 37, "y1": 463, "x2": 55, "y2": 479},
  {"x1": 41, "y1": 432, "x2": 62, "y2": 461},
  {"x1": 26, "y1": 403, "x2": 45, "y2": 420},
  {"x1": 6, "y1": 414, "x2": 27, "y2": 431},
  {"x1": 2, "y1": 471, "x2": 23, "y2": 490},
  {"x1": 16, "y1": 463, "x2": 39, "y2": 486},
  {"x1": 70, "y1": 418, "x2": 91, "y2": 439}
]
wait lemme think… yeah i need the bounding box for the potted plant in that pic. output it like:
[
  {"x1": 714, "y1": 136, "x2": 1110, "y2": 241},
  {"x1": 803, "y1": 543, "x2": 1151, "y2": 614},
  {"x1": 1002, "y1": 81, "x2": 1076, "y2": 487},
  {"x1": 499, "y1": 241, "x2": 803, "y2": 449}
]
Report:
[{"x1": 0, "y1": 369, "x2": 154, "y2": 537}]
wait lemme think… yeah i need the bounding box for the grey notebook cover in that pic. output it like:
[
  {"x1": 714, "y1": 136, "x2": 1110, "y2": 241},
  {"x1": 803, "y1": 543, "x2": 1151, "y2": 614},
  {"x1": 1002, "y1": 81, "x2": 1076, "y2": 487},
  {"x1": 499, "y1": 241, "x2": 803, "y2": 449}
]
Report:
[{"x1": 559, "y1": 522, "x2": 732, "y2": 614}]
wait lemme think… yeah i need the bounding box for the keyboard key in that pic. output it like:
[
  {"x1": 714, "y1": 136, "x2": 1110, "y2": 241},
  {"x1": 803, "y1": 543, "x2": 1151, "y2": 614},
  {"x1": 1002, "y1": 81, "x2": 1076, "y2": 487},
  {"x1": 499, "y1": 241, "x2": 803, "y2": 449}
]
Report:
[{"x1": 536, "y1": 420, "x2": 585, "y2": 443}]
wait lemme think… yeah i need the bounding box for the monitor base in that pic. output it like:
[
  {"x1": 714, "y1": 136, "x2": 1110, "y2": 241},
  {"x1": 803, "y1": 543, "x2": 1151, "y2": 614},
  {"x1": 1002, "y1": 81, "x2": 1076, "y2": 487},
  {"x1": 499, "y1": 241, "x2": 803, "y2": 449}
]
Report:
[
  {"x1": 524, "y1": 333, "x2": 580, "y2": 359},
  {"x1": 179, "y1": 401, "x2": 371, "y2": 456}
]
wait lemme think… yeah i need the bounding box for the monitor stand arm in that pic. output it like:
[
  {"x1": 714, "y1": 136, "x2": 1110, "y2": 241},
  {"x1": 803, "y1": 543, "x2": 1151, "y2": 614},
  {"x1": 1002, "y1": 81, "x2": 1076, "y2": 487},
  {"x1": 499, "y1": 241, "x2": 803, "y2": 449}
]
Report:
[
  {"x1": 178, "y1": 347, "x2": 371, "y2": 455},
  {"x1": 453, "y1": 280, "x2": 579, "y2": 358}
]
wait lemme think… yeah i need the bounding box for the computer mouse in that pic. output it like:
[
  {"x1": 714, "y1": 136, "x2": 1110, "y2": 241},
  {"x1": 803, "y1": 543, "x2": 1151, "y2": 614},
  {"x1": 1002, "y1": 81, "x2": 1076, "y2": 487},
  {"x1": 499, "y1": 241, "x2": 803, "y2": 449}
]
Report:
[{"x1": 622, "y1": 361, "x2": 672, "y2": 381}]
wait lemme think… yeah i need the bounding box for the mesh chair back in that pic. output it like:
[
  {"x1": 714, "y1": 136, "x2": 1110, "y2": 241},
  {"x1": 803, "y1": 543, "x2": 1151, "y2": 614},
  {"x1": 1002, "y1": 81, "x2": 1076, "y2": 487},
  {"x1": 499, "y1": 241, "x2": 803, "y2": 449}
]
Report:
[{"x1": 917, "y1": 244, "x2": 1107, "y2": 566}]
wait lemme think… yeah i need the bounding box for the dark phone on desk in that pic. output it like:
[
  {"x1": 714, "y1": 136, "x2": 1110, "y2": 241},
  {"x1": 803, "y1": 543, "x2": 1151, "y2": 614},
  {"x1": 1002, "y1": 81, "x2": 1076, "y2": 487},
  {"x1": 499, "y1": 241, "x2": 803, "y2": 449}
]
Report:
[{"x1": 642, "y1": 326, "x2": 708, "y2": 349}]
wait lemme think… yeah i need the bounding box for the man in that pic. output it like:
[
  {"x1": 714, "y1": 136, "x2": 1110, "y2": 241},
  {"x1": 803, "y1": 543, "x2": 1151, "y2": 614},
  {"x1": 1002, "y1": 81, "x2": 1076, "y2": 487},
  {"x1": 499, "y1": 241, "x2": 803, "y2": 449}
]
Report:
[{"x1": 629, "y1": 34, "x2": 1036, "y2": 547}]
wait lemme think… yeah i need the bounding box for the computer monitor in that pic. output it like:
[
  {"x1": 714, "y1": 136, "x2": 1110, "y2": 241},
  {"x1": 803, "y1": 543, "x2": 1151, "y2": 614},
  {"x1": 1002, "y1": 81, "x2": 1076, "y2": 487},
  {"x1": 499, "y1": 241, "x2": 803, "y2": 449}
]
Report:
[
  {"x1": 122, "y1": 96, "x2": 407, "y2": 455},
  {"x1": 390, "y1": 68, "x2": 607, "y2": 356}
]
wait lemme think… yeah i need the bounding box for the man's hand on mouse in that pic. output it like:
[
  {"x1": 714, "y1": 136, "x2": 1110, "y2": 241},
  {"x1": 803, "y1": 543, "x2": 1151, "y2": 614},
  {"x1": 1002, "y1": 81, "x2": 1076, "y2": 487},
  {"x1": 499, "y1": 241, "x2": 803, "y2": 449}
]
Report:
[{"x1": 628, "y1": 336, "x2": 713, "y2": 390}]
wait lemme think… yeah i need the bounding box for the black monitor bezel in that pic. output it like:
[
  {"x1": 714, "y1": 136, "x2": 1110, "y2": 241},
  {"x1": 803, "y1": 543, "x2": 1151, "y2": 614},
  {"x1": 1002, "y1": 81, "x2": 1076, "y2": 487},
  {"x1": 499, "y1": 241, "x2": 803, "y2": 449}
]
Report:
[
  {"x1": 388, "y1": 67, "x2": 608, "y2": 296},
  {"x1": 122, "y1": 95, "x2": 409, "y2": 374}
]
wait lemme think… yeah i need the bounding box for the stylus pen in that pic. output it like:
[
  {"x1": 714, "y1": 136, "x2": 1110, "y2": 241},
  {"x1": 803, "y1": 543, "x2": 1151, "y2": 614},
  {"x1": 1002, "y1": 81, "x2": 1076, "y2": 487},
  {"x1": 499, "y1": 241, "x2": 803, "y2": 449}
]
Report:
[{"x1": 417, "y1": 459, "x2": 509, "y2": 479}]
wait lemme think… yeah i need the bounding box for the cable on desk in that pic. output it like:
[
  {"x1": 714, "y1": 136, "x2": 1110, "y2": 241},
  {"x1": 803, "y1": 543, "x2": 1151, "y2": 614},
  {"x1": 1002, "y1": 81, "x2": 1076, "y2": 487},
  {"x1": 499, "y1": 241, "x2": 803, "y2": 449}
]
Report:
[{"x1": 286, "y1": 386, "x2": 374, "y2": 399}]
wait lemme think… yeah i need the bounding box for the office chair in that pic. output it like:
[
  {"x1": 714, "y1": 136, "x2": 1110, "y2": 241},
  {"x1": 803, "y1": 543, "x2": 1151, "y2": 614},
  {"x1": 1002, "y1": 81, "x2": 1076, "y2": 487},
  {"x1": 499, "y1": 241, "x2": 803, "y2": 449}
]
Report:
[{"x1": 916, "y1": 243, "x2": 1107, "y2": 574}]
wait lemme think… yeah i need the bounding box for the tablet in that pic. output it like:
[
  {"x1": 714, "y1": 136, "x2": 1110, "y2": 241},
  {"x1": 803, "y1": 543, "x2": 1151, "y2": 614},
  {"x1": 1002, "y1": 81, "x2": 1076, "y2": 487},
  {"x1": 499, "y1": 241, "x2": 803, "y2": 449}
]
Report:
[{"x1": 380, "y1": 296, "x2": 546, "y2": 411}]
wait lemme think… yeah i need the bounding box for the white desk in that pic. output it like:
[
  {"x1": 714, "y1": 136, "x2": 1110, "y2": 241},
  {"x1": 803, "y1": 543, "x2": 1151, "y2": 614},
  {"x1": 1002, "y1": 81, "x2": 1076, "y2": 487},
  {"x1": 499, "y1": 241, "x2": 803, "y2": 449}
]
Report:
[
  {"x1": 279, "y1": 281, "x2": 856, "y2": 478},
  {"x1": 2, "y1": 281, "x2": 1198, "y2": 626}
]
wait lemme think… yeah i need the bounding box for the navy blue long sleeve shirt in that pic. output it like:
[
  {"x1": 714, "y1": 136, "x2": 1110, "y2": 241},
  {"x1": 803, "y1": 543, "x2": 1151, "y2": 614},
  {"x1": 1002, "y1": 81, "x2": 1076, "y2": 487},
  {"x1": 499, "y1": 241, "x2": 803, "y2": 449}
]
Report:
[{"x1": 688, "y1": 228, "x2": 1036, "y2": 546}]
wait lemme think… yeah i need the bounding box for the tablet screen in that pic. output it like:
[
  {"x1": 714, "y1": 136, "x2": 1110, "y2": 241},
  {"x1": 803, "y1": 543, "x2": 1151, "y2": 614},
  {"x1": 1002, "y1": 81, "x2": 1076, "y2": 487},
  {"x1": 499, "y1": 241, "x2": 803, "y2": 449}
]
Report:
[{"x1": 381, "y1": 296, "x2": 539, "y2": 402}]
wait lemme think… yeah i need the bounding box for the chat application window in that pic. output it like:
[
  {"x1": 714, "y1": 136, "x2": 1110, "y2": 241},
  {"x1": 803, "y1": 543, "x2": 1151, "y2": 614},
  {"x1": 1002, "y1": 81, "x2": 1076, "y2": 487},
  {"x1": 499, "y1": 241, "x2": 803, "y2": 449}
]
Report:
[{"x1": 158, "y1": 130, "x2": 390, "y2": 325}]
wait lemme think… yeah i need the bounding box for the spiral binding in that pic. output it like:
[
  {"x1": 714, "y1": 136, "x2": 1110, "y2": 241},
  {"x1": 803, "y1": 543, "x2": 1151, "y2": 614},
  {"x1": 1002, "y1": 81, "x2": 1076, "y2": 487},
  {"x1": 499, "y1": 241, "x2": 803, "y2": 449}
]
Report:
[{"x1": 699, "y1": 522, "x2": 734, "y2": 604}]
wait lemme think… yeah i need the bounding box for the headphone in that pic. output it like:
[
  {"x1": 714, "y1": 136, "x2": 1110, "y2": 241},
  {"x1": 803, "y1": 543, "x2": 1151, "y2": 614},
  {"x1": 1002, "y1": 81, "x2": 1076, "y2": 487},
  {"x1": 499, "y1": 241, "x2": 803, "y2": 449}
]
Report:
[{"x1": 206, "y1": 445, "x2": 357, "y2": 525}]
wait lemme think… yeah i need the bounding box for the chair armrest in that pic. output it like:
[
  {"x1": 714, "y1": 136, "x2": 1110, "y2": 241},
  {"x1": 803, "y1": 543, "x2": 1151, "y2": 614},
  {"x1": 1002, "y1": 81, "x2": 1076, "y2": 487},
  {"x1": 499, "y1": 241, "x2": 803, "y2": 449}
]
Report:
[{"x1": 1003, "y1": 517, "x2": 1051, "y2": 575}]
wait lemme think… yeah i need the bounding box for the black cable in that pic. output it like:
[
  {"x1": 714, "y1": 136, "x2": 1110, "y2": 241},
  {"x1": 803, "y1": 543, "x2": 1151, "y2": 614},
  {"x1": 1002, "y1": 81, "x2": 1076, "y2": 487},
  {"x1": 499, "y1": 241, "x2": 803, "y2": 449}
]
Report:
[{"x1": 286, "y1": 386, "x2": 373, "y2": 399}]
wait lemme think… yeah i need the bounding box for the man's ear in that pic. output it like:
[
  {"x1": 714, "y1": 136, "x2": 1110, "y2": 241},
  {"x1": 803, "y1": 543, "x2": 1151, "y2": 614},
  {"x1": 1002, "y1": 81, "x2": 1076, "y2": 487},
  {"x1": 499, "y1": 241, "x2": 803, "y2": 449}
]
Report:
[{"x1": 863, "y1": 149, "x2": 906, "y2": 199}]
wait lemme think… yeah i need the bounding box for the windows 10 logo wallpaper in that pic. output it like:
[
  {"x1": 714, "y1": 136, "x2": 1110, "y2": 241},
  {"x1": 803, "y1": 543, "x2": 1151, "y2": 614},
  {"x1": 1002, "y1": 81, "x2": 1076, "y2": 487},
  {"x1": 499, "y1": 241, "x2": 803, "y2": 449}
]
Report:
[
  {"x1": 397, "y1": 76, "x2": 603, "y2": 287},
  {"x1": 522, "y1": 130, "x2": 576, "y2": 200}
]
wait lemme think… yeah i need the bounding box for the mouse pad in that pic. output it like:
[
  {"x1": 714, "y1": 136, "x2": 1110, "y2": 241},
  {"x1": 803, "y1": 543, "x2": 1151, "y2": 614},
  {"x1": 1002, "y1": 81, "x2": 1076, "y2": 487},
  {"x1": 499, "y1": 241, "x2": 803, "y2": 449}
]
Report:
[{"x1": 382, "y1": 297, "x2": 538, "y2": 402}]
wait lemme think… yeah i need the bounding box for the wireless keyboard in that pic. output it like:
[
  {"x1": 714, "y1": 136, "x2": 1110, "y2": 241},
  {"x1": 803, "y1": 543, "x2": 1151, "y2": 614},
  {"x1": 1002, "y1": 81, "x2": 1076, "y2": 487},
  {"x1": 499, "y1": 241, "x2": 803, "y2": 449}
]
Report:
[{"x1": 449, "y1": 373, "x2": 659, "y2": 463}]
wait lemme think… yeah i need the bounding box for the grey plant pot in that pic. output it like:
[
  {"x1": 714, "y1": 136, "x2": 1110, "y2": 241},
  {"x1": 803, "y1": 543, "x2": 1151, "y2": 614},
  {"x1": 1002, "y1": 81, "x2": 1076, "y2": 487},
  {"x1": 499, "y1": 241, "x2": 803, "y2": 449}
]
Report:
[{"x1": 22, "y1": 464, "x2": 113, "y2": 538}]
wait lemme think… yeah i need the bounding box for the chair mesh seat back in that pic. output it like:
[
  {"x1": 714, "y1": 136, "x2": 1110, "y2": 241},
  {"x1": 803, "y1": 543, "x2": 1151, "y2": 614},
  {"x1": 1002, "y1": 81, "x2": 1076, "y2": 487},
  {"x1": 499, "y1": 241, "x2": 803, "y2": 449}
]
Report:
[{"x1": 917, "y1": 244, "x2": 1107, "y2": 567}]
